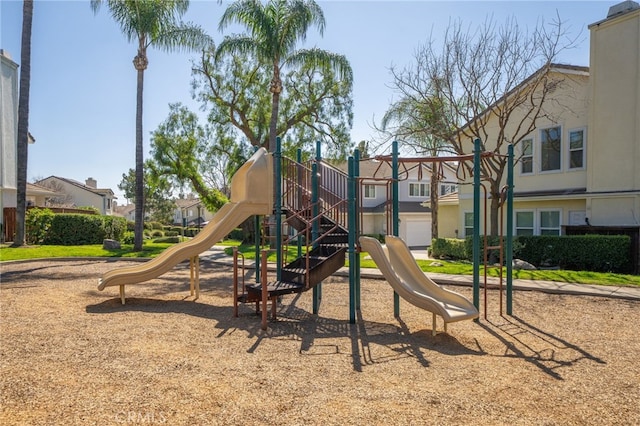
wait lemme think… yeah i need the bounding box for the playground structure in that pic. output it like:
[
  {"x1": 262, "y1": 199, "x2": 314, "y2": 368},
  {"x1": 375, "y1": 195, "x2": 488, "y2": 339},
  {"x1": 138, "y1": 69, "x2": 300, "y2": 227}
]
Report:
[
  {"x1": 98, "y1": 138, "x2": 514, "y2": 335},
  {"x1": 360, "y1": 235, "x2": 479, "y2": 335},
  {"x1": 97, "y1": 148, "x2": 273, "y2": 303}
]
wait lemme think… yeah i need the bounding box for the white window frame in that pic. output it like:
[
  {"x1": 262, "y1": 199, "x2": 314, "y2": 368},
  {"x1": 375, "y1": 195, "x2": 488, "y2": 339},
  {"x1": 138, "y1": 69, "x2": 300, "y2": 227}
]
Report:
[
  {"x1": 539, "y1": 209, "x2": 562, "y2": 236},
  {"x1": 440, "y1": 183, "x2": 457, "y2": 196},
  {"x1": 513, "y1": 209, "x2": 562, "y2": 236},
  {"x1": 568, "y1": 127, "x2": 586, "y2": 170},
  {"x1": 408, "y1": 182, "x2": 429, "y2": 198},
  {"x1": 520, "y1": 138, "x2": 534, "y2": 175},
  {"x1": 515, "y1": 210, "x2": 535, "y2": 236},
  {"x1": 539, "y1": 126, "x2": 562, "y2": 173},
  {"x1": 463, "y1": 212, "x2": 474, "y2": 237},
  {"x1": 363, "y1": 184, "x2": 376, "y2": 199}
]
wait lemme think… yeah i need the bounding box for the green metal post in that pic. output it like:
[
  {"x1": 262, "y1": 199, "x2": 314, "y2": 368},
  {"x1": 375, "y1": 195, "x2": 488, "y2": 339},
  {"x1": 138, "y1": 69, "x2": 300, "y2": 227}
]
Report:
[
  {"x1": 312, "y1": 162, "x2": 320, "y2": 314},
  {"x1": 275, "y1": 136, "x2": 282, "y2": 282},
  {"x1": 473, "y1": 138, "x2": 481, "y2": 311},
  {"x1": 255, "y1": 145, "x2": 262, "y2": 282},
  {"x1": 506, "y1": 144, "x2": 514, "y2": 315},
  {"x1": 392, "y1": 141, "x2": 400, "y2": 317},
  {"x1": 254, "y1": 215, "x2": 260, "y2": 282},
  {"x1": 314, "y1": 141, "x2": 322, "y2": 303},
  {"x1": 354, "y1": 148, "x2": 361, "y2": 310},
  {"x1": 348, "y1": 157, "x2": 356, "y2": 324},
  {"x1": 297, "y1": 148, "x2": 303, "y2": 259}
]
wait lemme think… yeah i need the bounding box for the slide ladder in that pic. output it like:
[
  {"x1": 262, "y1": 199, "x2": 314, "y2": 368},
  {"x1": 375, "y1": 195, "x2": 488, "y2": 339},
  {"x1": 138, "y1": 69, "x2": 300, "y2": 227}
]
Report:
[{"x1": 234, "y1": 157, "x2": 349, "y2": 325}]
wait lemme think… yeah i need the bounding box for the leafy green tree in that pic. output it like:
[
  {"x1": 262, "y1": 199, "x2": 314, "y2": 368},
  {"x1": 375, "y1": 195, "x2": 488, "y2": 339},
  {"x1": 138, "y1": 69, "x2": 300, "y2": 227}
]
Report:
[
  {"x1": 12, "y1": 0, "x2": 34, "y2": 247},
  {"x1": 216, "y1": 0, "x2": 353, "y2": 153},
  {"x1": 118, "y1": 160, "x2": 176, "y2": 224},
  {"x1": 149, "y1": 104, "x2": 230, "y2": 211},
  {"x1": 192, "y1": 48, "x2": 353, "y2": 160},
  {"x1": 90, "y1": 0, "x2": 211, "y2": 250},
  {"x1": 380, "y1": 96, "x2": 454, "y2": 240}
]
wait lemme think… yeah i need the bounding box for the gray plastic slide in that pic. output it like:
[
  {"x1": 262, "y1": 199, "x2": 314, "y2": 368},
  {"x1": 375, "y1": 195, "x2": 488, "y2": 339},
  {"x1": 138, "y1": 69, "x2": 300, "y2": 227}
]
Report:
[{"x1": 360, "y1": 235, "x2": 479, "y2": 335}]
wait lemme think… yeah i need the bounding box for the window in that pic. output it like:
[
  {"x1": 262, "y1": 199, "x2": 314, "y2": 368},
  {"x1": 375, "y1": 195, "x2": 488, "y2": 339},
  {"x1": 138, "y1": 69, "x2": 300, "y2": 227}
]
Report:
[
  {"x1": 409, "y1": 182, "x2": 429, "y2": 197},
  {"x1": 440, "y1": 183, "x2": 457, "y2": 196},
  {"x1": 569, "y1": 129, "x2": 585, "y2": 169},
  {"x1": 515, "y1": 211, "x2": 534, "y2": 236},
  {"x1": 514, "y1": 210, "x2": 561, "y2": 236},
  {"x1": 521, "y1": 138, "x2": 533, "y2": 174},
  {"x1": 464, "y1": 212, "x2": 474, "y2": 237},
  {"x1": 540, "y1": 126, "x2": 561, "y2": 171},
  {"x1": 540, "y1": 210, "x2": 561, "y2": 235},
  {"x1": 363, "y1": 184, "x2": 376, "y2": 199}
]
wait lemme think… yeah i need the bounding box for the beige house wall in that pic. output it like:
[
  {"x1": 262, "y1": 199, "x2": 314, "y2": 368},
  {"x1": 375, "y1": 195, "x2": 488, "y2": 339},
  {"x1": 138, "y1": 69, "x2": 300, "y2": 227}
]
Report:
[
  {"x1": 436, "y1": 204, "x2": 459, "y2": 238},
  {"x1": 588, "y1": 7, "x2": 640, "y2": 193}
]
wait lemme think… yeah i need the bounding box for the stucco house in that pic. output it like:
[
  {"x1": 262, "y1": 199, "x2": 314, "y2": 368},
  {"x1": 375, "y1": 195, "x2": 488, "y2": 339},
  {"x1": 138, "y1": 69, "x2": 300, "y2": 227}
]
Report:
[
  {"x1": 336, "y1": 159, "x2": 458, "y2": 247},
  {"x1": 34, "y1": 176, "x2": 116, "y2": 215},
  {"x1": 173, "y1": 197, "x2": 215, "y2": 227},
  {"x1": 1, "y1": 49, "x2": 44, "y2": 241},
  {"x1": 435, "y1": 1, "x2": 640, "y2": 245}
]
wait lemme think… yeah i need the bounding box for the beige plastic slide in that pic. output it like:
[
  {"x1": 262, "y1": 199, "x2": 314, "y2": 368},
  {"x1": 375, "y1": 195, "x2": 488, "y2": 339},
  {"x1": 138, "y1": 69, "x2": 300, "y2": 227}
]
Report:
[
  {"x1": 359, "y1": 235, "x2": 479, "y2": 335},
  {"x1": 98, "y1": 148, "x2": 273, "y2": 299}
]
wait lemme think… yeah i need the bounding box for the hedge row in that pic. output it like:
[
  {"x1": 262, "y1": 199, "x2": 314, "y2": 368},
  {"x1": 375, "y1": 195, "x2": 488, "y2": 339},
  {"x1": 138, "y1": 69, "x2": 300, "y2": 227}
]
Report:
[
  {"x1": 431, "y1": 234, "x2": 631, "y2": 273},
  {"x1": 26, "y1": 208, "x2": 127, "y2": 245}
]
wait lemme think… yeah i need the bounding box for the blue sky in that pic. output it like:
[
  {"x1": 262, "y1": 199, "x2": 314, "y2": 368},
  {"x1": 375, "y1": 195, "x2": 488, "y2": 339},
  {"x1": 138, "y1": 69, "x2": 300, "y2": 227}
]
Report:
[{"x1": 1, "y1": 0, "x2": 612, "y2": 202}]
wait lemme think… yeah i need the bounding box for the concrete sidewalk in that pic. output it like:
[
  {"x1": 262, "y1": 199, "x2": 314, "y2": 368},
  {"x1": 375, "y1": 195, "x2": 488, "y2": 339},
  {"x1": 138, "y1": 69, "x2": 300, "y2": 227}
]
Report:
[{"x1": 202, "y1": 246, "x2": 640, "y2": 301}]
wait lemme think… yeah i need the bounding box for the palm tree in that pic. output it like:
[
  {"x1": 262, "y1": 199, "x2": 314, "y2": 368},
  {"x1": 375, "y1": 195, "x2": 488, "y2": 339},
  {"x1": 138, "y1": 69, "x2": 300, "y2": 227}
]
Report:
[
  {"x1": 90, "y1": 0, "x2": 211, "y2": 251},
  {"x1": 217, "y1": 0, "x2": 353, "y2": 153},
  {"x1": 12, "y1": 0, "x2": 34, "y2": 248}
]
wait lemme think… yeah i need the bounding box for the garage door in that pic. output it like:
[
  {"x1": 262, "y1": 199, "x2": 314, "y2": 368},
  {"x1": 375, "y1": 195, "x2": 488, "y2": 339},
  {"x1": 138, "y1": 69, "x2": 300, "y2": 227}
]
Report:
[{"x1": 403, "y1": 219, "x2": 431, "y2": 248}]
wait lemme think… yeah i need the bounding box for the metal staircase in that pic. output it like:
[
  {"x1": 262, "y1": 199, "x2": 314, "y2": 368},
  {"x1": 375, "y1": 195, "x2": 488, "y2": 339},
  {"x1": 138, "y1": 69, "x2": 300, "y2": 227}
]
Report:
[{"x1": 234, "y1": 156, "x2": 350, "y2": 326}]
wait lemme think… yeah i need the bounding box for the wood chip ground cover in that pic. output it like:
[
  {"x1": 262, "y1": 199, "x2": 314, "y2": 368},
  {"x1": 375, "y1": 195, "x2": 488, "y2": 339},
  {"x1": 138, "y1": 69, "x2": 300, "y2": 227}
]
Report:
[{"x1": 1, "y1": 259, "x2": 638, "y2": 425}]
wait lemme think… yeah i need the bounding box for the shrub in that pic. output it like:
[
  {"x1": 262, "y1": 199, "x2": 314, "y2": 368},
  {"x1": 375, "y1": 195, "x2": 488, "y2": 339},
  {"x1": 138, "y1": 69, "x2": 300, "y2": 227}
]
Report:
[
  {"x1": 153, "y1": 236, "x2": 180, "y2": 243},
  {"x1": 151, "y1": 230, "x2": 164, "y2": 237},
  {"x1": 102, "y1": 216, "x2": 127, "y2": 241},
  {"x1": 126, "y1": 220, "x2": 135, "y2": 232},
  {"x1": 122, "y1": 231, "x2": 135, "y2": 244},
  {"x1": 517, "y1": 235, "x2": 631, "y2": 273},
  {"x1": 165, "y1": 231, "x2": 179, "y2": 237},
  {"x1": 26, "y1": 211, "x2": 127, "y2": 245},
  {"x1": 227, "y1": 228, "x2": 244, "y2": 241},
  {"x1": 25, "y1": 208, "x2": 55, "y2": 244},
  {"x1": 44, "y1": 214, "x2": 103, "y2": 245},
  {"x1": 148, "y1": 221, "x2": 164, "y2": 230},
  {"x1": 431, "y1": 238, "x2": 467, "y2": 260}
]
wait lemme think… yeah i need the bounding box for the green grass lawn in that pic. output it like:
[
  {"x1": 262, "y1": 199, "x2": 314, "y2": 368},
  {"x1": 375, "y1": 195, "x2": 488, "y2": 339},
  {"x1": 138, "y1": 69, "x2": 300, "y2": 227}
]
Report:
[
  {"x1": 2, "y1": 240, "x2": 639, "y2": 288},
  {"x1": 0, "y1": 242, "x2": 176, "y2": 261}
]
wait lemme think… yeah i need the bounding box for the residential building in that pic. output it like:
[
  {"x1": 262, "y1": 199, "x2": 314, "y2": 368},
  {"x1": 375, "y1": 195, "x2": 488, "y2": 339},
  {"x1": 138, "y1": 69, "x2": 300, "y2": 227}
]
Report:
[
  {"x1": 35, "y1": 176, "x2": 116, "y2": 215},
  {"x1": 173, "y1": 197, "x2": 215, "y2": 227},
  {"x1": 338, "y1": 159, "x2": 458, "y2": 247},
  {"x1": 436, "y1": 1, "x2": 640, "y2": 246}
]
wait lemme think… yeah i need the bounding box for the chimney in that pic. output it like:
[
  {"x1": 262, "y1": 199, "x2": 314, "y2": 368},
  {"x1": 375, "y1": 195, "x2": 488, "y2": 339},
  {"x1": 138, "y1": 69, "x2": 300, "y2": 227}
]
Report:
[{"x1": 85, "y1": 177, "x2": 97, "y2": 188}]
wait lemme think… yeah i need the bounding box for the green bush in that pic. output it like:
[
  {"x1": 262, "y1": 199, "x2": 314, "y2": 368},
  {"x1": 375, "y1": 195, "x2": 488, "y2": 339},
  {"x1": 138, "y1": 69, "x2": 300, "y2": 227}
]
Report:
[
  {"x1": 148, "y1": 221, "x2": 164, "y2": 230},
  {"x1": 122, "y1": 231, "x2": 135, "y2": 244},
  {"x1": 517, "y1": 235, "x2": 631, "y2": 273},
  {"x1": 25, "y1": 208, "x2": 55, "y2": 244},
  {"x1": 153, "y1": 236, "x2": 180, "y2": 243},
  {"x1": 165, "y1": 231, "x2": 179, "y2": 237},
  {"x1": 102, "y1": 216, "x2": 127, "y2": 241},
  {"x1": 25, "y1": 210, "x2": 127, "y2": 246},
  {"x1": 431, "y1": 238, "x2": 467, "y2": 260},
  {"x1": 151, "y1": 230, "x2": 164, "y2": 237},
  {"x1": 227, "y1": 228, "x2": 244, "y2": 241},
  {"x1": 126, "y1": 220, "x2": 135, "y2": 231}
]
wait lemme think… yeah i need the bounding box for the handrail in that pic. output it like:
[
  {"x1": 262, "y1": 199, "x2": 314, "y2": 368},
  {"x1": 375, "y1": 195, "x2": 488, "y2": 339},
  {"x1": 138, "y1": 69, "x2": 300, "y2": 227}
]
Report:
[{"x1": 279, "y1": 155, "x2": 350, "y2": 288}]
